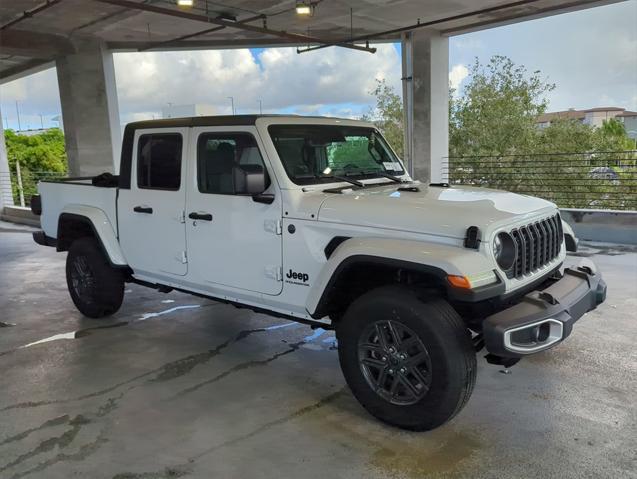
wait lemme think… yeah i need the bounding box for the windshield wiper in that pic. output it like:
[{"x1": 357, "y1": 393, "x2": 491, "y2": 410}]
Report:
[
  {"x1": 361, "y1": 170, "x2": 404, "y2": 183},
  {"x1": 321, "y1": 175, "x2": 364, "y2": 188}
]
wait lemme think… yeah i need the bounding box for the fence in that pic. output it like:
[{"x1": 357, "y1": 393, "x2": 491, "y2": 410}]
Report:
[
  {"x1": 2, "y1": 151, "x2": 637, "y2": 211},
  {"x1": 0, "y1": 165, "x2": 65, "y2": 207},
  {"x1": 444, "y1": 151, "x2": 637, "y2": 211}
]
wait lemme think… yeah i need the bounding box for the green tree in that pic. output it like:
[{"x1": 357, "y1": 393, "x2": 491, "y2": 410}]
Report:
[
  {"x1": 446, "y1": 56, "x2": 636, "y2": 209},
  {"x1": 365, "y1": 56, "x2": 636, "y2": 209},
  {"x1": 4, "y1": 128, "x2": 67, "y2": 204},
  {"x1": 363, "y1": 79, "x2": 404, "y2": 158},
  {"x1": 449, "y1": 55, "x2": 555, "y2": 157},
  {"x1": 529, "y1": 119, "x2": 636, "y2": 209},
  {"x1": 595, "y1": 118, "x2": 636, "y2": 150},
  {"x1": 448, "y1": 56, "x2": 556, "y2": 199},
  {"x1": 5, "y1": 128, "x2": 67, "y2": 172},
  {"x1": 535, "y1": 119, "x2": 597, "y2": 153}
]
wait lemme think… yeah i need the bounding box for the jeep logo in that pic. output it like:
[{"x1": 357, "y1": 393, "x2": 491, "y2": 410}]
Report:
[{"x1": 286, "y1": 269, "x2": 309, "y2": 283}]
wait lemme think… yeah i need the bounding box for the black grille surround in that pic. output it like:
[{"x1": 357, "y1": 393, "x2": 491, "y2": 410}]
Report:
[{"x1": 505, "y1": 213, "x2": 564, "y2": 279}]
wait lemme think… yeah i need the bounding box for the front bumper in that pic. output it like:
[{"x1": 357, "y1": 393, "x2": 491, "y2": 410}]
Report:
[{"x1": 483, "y1": 259, "x2": 606, "y2": 358}]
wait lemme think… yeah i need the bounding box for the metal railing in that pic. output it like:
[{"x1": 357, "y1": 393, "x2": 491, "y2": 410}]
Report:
[
  {"x1": 0, "y1": 167, "x2": 66, "y2": 207},
  {"x1": 444, "y1": 151, "x2": 637, "y2": 211},
  {"x1": 3, "y1": 151, "x2": 637, "y2": 211}
]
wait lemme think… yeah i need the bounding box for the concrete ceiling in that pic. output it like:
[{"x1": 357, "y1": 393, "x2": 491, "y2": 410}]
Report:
[{"x1": 0, "y1": 0, "x2": 621, "y2": 83}]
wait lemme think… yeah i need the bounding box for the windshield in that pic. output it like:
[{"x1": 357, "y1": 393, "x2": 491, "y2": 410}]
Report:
[{"x1": 268, "y1": 125, "x2": 405, "y2": 185}]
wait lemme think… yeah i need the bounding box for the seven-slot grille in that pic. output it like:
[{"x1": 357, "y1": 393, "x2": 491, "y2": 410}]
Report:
[{"x1": 507, "y1": 213, "x2": 563, "y2": 279}]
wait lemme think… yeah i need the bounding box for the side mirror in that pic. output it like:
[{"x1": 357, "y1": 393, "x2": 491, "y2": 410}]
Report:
[{"x1": 233, "y1": 164, "x2": 266, "y2": 195}]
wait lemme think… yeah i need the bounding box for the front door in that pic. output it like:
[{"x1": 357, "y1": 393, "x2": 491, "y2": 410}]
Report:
[
  {"x1": 118, "y1": 128, "x2": 188, "y2": 278},
  {"x1": 185, "y1": 127, "x2": 283, "y2": 295}
]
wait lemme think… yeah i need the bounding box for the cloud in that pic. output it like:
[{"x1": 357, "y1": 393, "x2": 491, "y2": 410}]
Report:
[
  {"x1": 128, "y1": 111, "x2": 162, "y2": 122},
  {"x1": 543, "y1": 3, "x2": 637, "y2": 111},
  {"x1": 449, "y1": 1, "x2": 637, "y2": 112},
  {"x1": 111, "y1": 44, "x2": 401, "y2": 124},
  {"x1": 449, "y1": 64, "x2": 469, "y2": 92},
  {"x1": 453, "y1": 37, "x2": 485, "y2": 51},
  {"x1": 0, "y1": 68, "x2": 61, "y2": 129},
  {"x1": 0, "y1": 44, "x2": 401, "y2": 129}
]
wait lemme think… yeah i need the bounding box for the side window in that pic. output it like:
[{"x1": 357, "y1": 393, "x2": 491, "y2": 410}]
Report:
[
  {"x1": 137, "y1": 133, "x2": 183, "y2": 190},
  {"x1": 197, "y1": 132, "x2": 269, "y2": 195}
]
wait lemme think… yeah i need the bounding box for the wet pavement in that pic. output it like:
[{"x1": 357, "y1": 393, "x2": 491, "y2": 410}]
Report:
[{"x1": 1, "y1": 221, "x2": 636, "y2": 479}]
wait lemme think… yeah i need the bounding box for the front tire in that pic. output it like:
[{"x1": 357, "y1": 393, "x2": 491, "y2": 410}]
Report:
[
  {"x1": 66, "y1": 237, "x2": 125, "y2": 318},
  {"x1": 336, "y1": 286, "x2": 476, "y2": 431}
]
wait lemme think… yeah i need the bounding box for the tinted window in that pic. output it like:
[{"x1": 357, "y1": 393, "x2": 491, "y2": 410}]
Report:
[
  {"x1": 137, "y1": 134, "x2": 182, "y2": 190},
  {"x1": 197, "y1": 133, "x2": 269, "y2": 195}
]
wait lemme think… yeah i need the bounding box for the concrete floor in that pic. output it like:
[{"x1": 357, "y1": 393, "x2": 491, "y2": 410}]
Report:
[{"x1": 0, "y1": 220, "x2": 636, "y2": 479}]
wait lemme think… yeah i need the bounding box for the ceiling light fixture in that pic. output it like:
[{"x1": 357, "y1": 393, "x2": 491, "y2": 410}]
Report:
[
  {"x1": 295, "y1": 2, "x2": 312, "y2": 16},
  {"x1": 177, "y1": 0, "x2": 194, "y2": 6}
]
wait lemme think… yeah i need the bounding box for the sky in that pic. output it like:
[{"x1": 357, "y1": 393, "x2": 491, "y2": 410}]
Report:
[{"x1": 0, "y1": 0, "x2": 635, "y2": 131}]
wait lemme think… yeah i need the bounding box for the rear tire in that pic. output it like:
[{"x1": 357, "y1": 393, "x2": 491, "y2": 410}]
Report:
[
  {"x1": 66, "y1": 237, "x2": 125, "y2": 318},
  {"x1": 336, "y1": 286, "x2": 476, "y2": 431}
]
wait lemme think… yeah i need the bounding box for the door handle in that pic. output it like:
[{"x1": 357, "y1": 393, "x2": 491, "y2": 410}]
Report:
[
  {"x1": 133, "y1": 206, "x2": 153, "y2": 214},
  {"x1": 189, "y1": 212, "x2": 213, "y2": 221}
]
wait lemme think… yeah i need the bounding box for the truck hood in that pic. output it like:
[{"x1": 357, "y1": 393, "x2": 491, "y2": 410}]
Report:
[{"x1": 317, "y1": 184, "x2": 556, "y2": 239}]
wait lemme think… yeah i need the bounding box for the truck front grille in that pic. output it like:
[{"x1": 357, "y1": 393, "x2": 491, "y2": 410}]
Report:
[{"x1": 508, "y1": 213, "x2": 563, "y2": 279}]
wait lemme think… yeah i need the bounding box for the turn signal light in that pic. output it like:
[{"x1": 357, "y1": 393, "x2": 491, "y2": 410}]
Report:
[{"x1": 447, "y1": 275, "x2": 472, "y2": 289}]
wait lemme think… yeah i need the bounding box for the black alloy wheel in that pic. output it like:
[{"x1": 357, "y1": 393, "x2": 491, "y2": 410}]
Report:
[
  {"x1": 66, "y1": 237, "x2": 125, "y2": 318},
  {"x1": 358, "y1": 320, "x2": 432, "y2": 406},
  {"x1": 337, "y1": 286, "x2": 477, "y2": 431},
  {"x1": 69, "y1": 254, "x2": 96, "y2": 305}
]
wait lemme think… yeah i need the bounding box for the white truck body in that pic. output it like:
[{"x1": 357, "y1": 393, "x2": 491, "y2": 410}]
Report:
[{"x1": 38, "y1": 115, "x2": 569, "y2": 322}]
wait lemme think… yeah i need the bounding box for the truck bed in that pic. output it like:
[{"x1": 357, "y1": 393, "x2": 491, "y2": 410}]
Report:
[{"x1": 38, "y1": 178, "x2": 118, "y2": 240}]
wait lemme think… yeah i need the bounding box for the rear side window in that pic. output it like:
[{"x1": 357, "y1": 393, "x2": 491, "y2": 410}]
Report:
[{"x1": 137, "y1": 134, "x2": 183, "y2": 190}]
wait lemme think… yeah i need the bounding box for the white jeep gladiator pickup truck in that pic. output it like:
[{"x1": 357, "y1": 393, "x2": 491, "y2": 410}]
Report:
[{"x1": 31, "y1": 115, "x2": 606, "y2": 431}]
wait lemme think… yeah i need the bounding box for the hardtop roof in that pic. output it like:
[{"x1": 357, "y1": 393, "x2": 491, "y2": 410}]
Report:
[{"x1": 124, "y1": 114, "x2": 369, "y2": 131}]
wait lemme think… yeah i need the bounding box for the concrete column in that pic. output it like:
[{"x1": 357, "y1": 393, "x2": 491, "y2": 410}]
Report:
[
  {"x1": 56, "y1": 37, "x2": 121, "y2": 176},
  {"x1": 402, "y1": 30, "x2": 449, "y2": 183},
  {"x1": 0, "y1": 104, "x2": 15, "y2": 210}
]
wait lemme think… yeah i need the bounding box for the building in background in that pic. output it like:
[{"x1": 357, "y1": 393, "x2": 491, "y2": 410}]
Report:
[
  {"x1": 162, "y1": 104, "x2": 216, "y2": 119},
  {"x1": 537, "y1": 107, "x2": 637, "y2": 138},
  {"x1": 616, "y1": 110, "x2": 637, "y2": 139}
]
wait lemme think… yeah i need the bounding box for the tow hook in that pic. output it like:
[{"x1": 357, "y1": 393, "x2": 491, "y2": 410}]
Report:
[
  {"x1": 484, "y1": 354, "x2": 520, "y2": 368},
  {"x1": 475, "y1": 334, "x2": 521, "y2": 367}
]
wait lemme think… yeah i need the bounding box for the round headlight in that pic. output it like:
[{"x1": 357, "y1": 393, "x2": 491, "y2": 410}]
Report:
[
  {"x1": 493, "y1": 235, "x2": 502, "y2": 258},
  {"x1": 493, "y1": 232, "x2": 516, "y2": 271}
]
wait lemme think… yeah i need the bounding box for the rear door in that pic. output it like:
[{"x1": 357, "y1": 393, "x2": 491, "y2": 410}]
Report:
[
  {"x1": 185, "y1": 126, "x2": 283, "y2": 295},
  {"x1": 118, "y1": 128, "x2": 189, "y2": 277}
]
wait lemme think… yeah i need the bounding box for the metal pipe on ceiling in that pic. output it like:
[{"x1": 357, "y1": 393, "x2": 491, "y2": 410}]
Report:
[
  {"x1": 138, "y1": 13, "x2": 265, "y2": 52},
  {"x1": 0, "y1": 0, "x2": 63, "y2": 31},
  {"x1": 296, "y1": 0, "x2": 544, "y2": 54},
  {"x1": 92, "y1": 0, "x2": 376, "y2": 53},
  {"x1": 438, "y1": 0, "x2": 603, "y2": 35}
]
